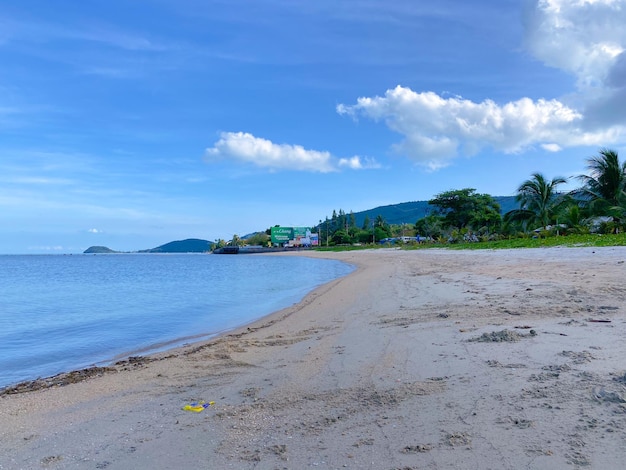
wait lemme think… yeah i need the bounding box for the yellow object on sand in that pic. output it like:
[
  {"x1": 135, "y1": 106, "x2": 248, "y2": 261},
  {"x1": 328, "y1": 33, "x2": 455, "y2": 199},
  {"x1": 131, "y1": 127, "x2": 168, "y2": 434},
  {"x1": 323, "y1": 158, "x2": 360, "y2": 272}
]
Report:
[{"x1": 182, "y1": 401, "x2": 215, "y2": 412}]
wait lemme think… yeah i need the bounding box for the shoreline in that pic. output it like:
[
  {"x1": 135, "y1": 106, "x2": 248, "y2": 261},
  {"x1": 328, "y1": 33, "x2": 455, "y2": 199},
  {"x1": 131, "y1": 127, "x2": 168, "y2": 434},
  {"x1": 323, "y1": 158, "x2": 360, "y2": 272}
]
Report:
[
  {"x1": 0, "y1": 254, "x2": 357, "y2": 396},
  {"x1": 0, "y1": 253, "x2": 355, "y2": 392},
  {"x1": 2, "y1": 247, "x2": 626, "y2": 468}
]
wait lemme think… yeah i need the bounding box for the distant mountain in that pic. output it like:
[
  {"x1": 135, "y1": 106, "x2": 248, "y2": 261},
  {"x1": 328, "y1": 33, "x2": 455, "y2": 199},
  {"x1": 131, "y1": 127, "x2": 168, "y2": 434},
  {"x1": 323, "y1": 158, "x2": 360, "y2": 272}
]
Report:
[
  {"x1": 84, "y1": 238, "x2": 214, "y2": 254},
  {"x1": 139, "y1": 238, "x2": 213, "y2": 253},
  {"x1": 347, "y1": 196, "x2": 519, "y2": 227},
  {"x1": 84, "y1": 198, "x2": 520, "y2": 255},
  {"x1": 494, "y1": 196, "x2": 519, "y2": 214},
  {"x1": 83, "y1": 246, "x2": 119, "y2": 254}
]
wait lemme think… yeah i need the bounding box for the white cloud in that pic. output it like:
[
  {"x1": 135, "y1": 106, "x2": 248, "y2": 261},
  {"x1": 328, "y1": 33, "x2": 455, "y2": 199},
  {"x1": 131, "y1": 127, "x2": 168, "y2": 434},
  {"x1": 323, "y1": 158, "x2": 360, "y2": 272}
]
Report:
[
  {"x1": 337, "y1": 156, "x2": 381, "y2": 170},
  {"x1": 87, "y1": 228, "x2": 101, "y2": 234},
  {"x1": 524, "y1": 0, "x2": 626, "y2": 125},
  {"x1": 542, "y1": 143, "x2": 562, "y2": 152},
  {"x1": 524, "y1": 0, "x2": 626, "y2": 90},
  {"x1": 205, "y1": 132, "x2": 377, "y2": 172},
  {"x1": 337, "y1": 86, "x2": 602, "y2": 169},
  {"x1": 337, "y1": 0, "x2": 626, "y2": 170}
]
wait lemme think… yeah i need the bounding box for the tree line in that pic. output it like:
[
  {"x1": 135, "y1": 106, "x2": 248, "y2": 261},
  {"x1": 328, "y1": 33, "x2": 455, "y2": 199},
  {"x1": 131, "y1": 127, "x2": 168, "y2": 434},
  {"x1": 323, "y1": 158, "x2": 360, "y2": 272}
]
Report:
[{"x1": 317, "y1": 148, "x2": 626, "y2": 246}]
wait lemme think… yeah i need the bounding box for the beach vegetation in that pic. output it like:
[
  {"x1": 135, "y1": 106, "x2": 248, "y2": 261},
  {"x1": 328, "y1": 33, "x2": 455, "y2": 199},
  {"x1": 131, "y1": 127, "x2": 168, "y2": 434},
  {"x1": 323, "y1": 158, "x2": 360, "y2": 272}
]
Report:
[
  {"x1": 428, "y1": 188, "x2": 502, "y2": 232},
  {"x1": 427, "y1": 232, "x2": 626, "y2": 250},
  {"x1": 374, "y1": 214, "x2": 391, "y2": 233},
  {"x1": 313, "y1": 232, "x2": 626, "y2": 251},
  {"x1": 414, "y1": 214, "x2": 444, "y2": 239},
  {"x1": 575, "y1": 148, "x2": 626, "y2": 229},
  {"x1": 311, "y1": 148, "x2": 626, "y2": 250},
  {"x1": 245, "y1": 232, "x2": 270, "y2": 246},
  {"x1": 353, "y1": 229, "x2": 374, "y2": 244},
  {"x1": 229, "y1": 234, "x2": 244, "y2": 246},
  {"x1": 331, "y1": 229, "x2": 352, "y2": 245},
  {"x1": 505, "y1": 173, "x2": 569, "y2": 230}
]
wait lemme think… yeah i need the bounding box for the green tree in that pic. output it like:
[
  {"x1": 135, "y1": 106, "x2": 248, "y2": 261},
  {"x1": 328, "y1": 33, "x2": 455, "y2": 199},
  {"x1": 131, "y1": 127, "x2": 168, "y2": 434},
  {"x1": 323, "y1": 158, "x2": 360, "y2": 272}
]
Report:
[
  {"x1": 560, "y1": 204, "x2": 589, "y2": 234},
  {"x1": 347, "y1": 225, "x2": 360, "y2": 240},
  {"x1": 331, "y1": 229, "x2": 351, "y2": 245},
  {"x1": 391, "y1": 223, "x2": 413, "y2": 237},
  {"x1": 429, "y1": 188, "x2": 501, "y2": 230},
  {"x1": 246, "y1": 232, "x2": 270, "y2": 246},
  {"x1": 362, "y1": 215, "x2": 371, "y2": 230},
  {"x1": 374, "y1": 215, "x2": 392, "y2": 237},
  {"x1": 415, "y1": 214, "x2": 444, "y2": 239},
  {"x1": 576, "y1": 148, "x2": 626, "y2": 226},
  {"x1": 355, "y1": 228, "x2": 373, "y2": 244},
  {"x1": 506, "y1": 173, "x2": 568, "y2": 229},
  {"x1": 338, "y1": 209, "x2": 347, "y2": 232},
  {"x1": 374, "y1": 226, "x2": 391, "y2": 242}
]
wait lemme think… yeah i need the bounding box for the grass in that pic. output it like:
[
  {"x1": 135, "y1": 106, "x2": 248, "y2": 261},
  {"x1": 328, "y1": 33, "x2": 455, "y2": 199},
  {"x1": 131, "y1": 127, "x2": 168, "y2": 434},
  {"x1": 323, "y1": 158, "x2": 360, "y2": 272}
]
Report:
[
  {"x1": 433, "y1": 233, "x2": 626, "y2": 250},
  {"x1": 315, "y1": 233, "x2": 626, "y2": 252}
]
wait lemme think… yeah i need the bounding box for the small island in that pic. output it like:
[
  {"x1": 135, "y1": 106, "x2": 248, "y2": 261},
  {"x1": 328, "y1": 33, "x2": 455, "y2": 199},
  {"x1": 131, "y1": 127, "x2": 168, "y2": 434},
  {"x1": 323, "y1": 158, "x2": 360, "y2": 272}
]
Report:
[
  {"x1": 83, "y1": 239, "x2": 214, "y2": 254},
  {"x1": 83, "y1": 246, "x2": 119, "y2": 254}
]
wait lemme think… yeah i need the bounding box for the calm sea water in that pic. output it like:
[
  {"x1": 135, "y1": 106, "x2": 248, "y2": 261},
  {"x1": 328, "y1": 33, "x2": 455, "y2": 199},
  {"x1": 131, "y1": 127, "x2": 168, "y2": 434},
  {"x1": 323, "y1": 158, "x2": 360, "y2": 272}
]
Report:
[{"x1": 0, "y1": 254, "x2": 354, "y2": 388}]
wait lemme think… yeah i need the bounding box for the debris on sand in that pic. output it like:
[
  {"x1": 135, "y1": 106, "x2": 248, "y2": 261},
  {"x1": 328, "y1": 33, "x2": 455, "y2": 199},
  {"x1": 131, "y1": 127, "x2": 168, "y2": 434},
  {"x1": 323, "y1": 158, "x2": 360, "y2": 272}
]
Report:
[
  {"x1": 469, "y1": 329, "x2": 528, "y2": 343},
  {"x1": 613, "y1": 372, "x2": 626, "y2": 384},
  {"x1": 443, "y1": 432, "x2": 472, "y2": 447},
  {"x1": 0, "y1": 367, "x2": 115, "y2": 395},
  {"x1": 592, "y1": 387, "x2": 626, "y2": 403},
  {"x1": 401, "y1": 444, "x2": 433, "y2": 453},
  {"x1": 560, "y1": 350, "x2": 596, "y2": 364}
]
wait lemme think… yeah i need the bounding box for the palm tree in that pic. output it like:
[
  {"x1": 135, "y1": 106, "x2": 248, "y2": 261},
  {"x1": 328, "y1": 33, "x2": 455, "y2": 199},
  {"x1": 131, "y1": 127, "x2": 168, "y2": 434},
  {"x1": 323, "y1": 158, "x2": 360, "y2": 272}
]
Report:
[
  {"x1": 506, "y1": 173, "x2": 568, "y2": 230},
  {"x1": 576, "y1": 148, "x2": 626, "y2": 225},
  {"x1": 229, "y1": 234, "x2": 242, "y2": 246},
  {"x1": 559, "y1": 204, "x2": 588, "y2": 234},
  {"x1": 374, "y1": 214, "x2": 387, "y2": 228},
  {"x1": 374, "y1": 214, "x2": 391, "y2": 240}
]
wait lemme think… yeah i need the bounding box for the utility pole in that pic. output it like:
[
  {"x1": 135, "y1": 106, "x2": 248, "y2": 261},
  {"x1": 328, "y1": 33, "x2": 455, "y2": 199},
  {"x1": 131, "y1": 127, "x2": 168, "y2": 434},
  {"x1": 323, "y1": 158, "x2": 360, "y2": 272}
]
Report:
[
  {"x1": 325, "y1": 216, "x2": 329, "y2": 247},
  {"x1": 316, "y1": 221, "x2": 320, "y2": 247}
]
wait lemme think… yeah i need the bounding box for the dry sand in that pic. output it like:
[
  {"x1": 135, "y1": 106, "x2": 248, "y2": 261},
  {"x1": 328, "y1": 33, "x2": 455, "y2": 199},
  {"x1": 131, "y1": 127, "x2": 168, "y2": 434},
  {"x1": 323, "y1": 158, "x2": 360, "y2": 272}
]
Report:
[{"x1": 2, "y1": 246, "x2": 626, "y2": 469}]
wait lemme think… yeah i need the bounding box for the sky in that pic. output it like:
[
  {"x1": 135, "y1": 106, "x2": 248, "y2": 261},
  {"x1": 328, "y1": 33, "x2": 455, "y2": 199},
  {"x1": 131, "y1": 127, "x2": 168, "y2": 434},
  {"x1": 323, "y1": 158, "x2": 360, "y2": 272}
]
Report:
[{"x1": 1, "y1": 0, "x2": 626, "y2": 253}]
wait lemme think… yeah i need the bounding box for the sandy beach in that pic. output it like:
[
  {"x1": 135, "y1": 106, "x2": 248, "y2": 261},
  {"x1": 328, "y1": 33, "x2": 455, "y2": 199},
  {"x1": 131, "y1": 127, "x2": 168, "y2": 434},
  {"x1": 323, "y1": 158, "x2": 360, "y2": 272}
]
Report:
[{"x1": 2, "y1": 247, "x2": 626, "y2": 469}]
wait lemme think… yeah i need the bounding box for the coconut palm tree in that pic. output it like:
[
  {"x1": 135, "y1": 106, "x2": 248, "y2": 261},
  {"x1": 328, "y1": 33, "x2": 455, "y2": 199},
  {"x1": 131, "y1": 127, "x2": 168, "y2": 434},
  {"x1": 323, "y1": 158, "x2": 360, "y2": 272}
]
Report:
[
  {"x1": 559, "y1": 204, "x2": 589, "y2": 234},
  {"x1": 576, "y1": 148, "x2": 626, "y2": 226},
  {"x1": 505, "y1": 173, "x2": 568, "y2": 230},
  {"x1": 229, "y1": 234, "x2": 243, "y2": 246}
]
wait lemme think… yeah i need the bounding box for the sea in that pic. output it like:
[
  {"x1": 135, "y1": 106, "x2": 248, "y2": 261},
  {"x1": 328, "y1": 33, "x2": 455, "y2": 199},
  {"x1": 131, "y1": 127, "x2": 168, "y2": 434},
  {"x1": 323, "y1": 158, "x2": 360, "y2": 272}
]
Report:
[{"x1": 0, "y1": 253, "x2": 354, "y2": 389}]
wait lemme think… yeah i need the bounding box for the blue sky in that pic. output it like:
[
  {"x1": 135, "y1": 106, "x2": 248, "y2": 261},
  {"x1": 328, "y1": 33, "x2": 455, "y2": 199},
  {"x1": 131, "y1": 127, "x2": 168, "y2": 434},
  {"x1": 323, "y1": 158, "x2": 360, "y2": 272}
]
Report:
[{"x1": 2, "y1": 0, "x2": 626, "y2": 253}]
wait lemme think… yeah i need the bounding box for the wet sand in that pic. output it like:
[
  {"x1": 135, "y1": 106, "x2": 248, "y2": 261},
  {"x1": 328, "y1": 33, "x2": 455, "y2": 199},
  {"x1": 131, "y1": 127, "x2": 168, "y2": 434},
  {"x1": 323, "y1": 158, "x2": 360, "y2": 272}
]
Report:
[{"x1": 2, "y1": 247, "x2": 626, "y2": 469}]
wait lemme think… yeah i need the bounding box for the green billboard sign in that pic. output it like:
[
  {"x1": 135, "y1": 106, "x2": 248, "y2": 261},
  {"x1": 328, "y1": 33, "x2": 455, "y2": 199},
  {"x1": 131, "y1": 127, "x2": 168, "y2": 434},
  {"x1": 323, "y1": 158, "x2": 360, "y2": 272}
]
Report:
[
  {"x1": 271, "y1": 226, "x2": 294, "y2": 244},
  {"x1": 293, "y1": 227, "x2": 309, "y2": 238},
  {"x1": 271, "y1": 226, "x2": 318, "y2": 246}
]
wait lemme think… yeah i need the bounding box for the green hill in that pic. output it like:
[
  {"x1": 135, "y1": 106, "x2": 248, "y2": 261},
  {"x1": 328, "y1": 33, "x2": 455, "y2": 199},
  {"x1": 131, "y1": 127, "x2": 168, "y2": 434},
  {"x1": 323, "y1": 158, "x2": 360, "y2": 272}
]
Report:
[
  {"x1": 348, "y1": 196, "x2": 518, "y2": 227},
  {"x1": 83, "y1": 246, "x2": 119, "y2": 254},
  {"x1": 140, "y1": 238, "x2": 213, "y2": 253},
  {"x1": 84, "y1": 198, "x2": 520, "y2": 254},
  {"x1": 84, "y1": 239, "x2": 213, "y2": 254}
]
